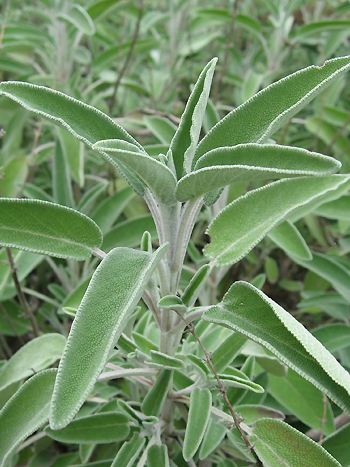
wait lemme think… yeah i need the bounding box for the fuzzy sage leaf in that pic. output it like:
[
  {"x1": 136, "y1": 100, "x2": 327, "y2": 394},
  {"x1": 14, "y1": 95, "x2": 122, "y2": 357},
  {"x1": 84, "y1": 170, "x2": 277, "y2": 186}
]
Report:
[{"x1": 50, "y1": 244, "x2": 167, "y2": 429}]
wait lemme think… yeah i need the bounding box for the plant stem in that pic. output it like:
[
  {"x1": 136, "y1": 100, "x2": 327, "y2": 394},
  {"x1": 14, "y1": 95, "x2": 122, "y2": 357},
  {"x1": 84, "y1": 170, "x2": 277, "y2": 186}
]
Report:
[
  {"x1": 6, "y1": 248, "x2": 40, "y2": 337},
  {"x1": 174, "y1": 310, "x2": 262, "y2": 465},
  {"x1": 108, "y1": 0, "x2": 143, "y2": 114}
]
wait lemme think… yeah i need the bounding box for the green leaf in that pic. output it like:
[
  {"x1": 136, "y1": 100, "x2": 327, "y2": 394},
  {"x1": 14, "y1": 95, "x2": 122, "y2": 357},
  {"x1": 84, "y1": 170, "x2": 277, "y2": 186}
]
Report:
[
  {"x1": 176, "y1": 144, "x2": 340, "y2": 201},
  {"x1": 316, "y1": 195, "x2": 350, "y2": 220},
  {"x1": 53, "y1": 141, "x2": 74, "y2": 207},
  {"x1": 182, "y1": 264, "x2": 211, "y2": 307},
  {"x1": 58, "y1": 4, "x2": 96, "y2": 35},
  {"x1": 183, "y1": 387, "x2": 212, "y2": 461},
  {"x1": 170, "y1": 58, "x2": 217, "y2": 177},
  {"x1": 204, "y1": 281, "x2": 350, "y2": 412},
  {"x1": 313, "y1": 324, "x2": 350, "y2": 353},
  {"x1": 0, "y1": 198, "x2": 102, "y2": 260},
  {"x1": 269, "y1": 221, "x2": 312, "y2": 261},
  {"x1": 211, "y1": 333, "x2": 246, "y2": 373},
  {"x1": 217, "y1": 370, "x2": 264, "y2": 393},
  {"x1": 46, "y1": 412, "x2": 129, "y2": 444},
  {"x1": 148, "y1": 351, "x2": 184, "y2": 370},
  {"x1": 144, "y1": 116, "x2": 176, "y2": 144},
  {"x1": 91, "y1": 187, "x2": 134, "y2": 233},
  {"x1": 93, "y1": 140, "x2": 177, "y2": 205},
  {"x1": 141, "y1": 369, "x2": 173, "y2": 417},
  {"x1": 0, "y1": 369, "x2": 56, "y2": 467},
  {"x1": 102, "y1": 215, "x2": 156, "y2": 251},
  {"x1": 205, "y1": 175, "x2": 350, "y2": 265},
  {"x1": 195, "y1": 55, "x2": 350, "y2": 159},
  {"x1": 50, "y1": 245, "x2": 167, "y2": 429},
  {"x1": 147, "y1": 444, "x2": 170, "y2": 467},
  {"x1": 0, "y1": 333, "x2": 65, "y2": 391},
  {"x1": 323, "y1": 423, "x2": 350, "y2": 466},
  {"x1": 269, "y1": 369, "x2": 334, "y2": 434},
  {"x1": 296, "y1": 253, "x2": 350, "y2": 303},
  {"x1": 293, "y1": 20, "x2": 350, "y2": 38},
  {"x1": 0, "y1": 157, "x2": 28, "y2": 197},
  {"x1": 111, "y1": 433, "x2": 145, "y2": 467},
  {"x1": 198, "y1": 418, "x2": 226, "y2": 460},
  {"x1": 250, "y1": 418, "x2": 341, "y2": 467}
]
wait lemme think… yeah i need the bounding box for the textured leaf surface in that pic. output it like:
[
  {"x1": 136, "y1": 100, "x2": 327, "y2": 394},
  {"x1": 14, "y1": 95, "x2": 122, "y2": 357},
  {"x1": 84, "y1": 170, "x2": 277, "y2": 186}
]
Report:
[
  {"x1": 170, "y1": 58, "x2": 217, "y2": 177},
  {"x1": 147, "y1": 444, "x2": 170, "y2": 467},
  {"x1": 141, "y1": 369, "x2": 173, "y2": 416},
  {"x1": 0, "y1": 198, "x2": 102, "y2": 260},
  {"x1": 93, "y1": 140, "x2": 177, "y2": 205},
  {"x1": 205, "y1": 176, "x2": 350, "y2": 265},
  {"x1": 176, "y1": 144, "x2": 340, "y2": 201},
  {"x1": 196, "y1": 55, "x2": 350, "y2": 159},
  {"x1": 46, "y1": 412, "x2": 129, "y2": 444},
  {"x1": 183, "y1": 387, "x2": 212, "y2": 461},
  {"x1": 323, "y1": 423, "x2": 350, "y2": 466},
  {"x1": 269, "y1": 221, "x2": 312, "y2": 261},
  {"x1": 250, "y1": 418, "x2": 341, "y2": 467},
  {"x1": 204, "y1": 281, "x2": 350, "y2": 412},
  {"x1": 50, "y1": 245, "x2": 167, "y2": 429},
  {"x1": 269, "y1": 369, "x2": 334, "y2": 434},
  {"x1": 0, "y1": 369, "x2": 56, "y2": 467},
  {"x1": 91, "y1": 187, "x2": 134, "y2": 233},
  {"x1": 0, "y1": 333, "x2": 65, "y2": 391},
  {"x1": 102, "y1": 215, "x2": 156, "y2": 251},
  {"x1": 111, "y1": 433, "x2": 145, "y2": 467}
]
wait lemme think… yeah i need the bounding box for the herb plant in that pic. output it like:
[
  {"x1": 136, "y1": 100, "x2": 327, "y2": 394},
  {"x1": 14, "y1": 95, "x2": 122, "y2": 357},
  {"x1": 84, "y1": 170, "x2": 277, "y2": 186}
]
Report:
[{"x1": 1, "y1": 52, "x2": 350, "y2": 467}]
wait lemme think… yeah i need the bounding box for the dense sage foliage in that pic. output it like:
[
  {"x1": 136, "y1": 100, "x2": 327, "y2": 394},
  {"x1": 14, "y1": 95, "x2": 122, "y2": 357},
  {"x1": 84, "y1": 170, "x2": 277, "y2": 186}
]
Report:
[{"x1": 1, "y1": 1, "x2": 350, "y2": 466}]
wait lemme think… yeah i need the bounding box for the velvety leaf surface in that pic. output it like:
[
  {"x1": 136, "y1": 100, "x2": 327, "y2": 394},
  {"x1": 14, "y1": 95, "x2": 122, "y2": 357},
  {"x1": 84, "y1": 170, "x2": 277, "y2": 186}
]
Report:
[
  {"x1": 46, "y1": 411, "x2": 129, "y2": 444},
  {"x1": 0, "y1": 333, "x2": 65, "y2": 391},
  {"x1": 0, "y1": 369, "x2": 56, "y2": 467},
  {"x1": 170, "y1": 58, "x2": 217, "y2": 177},
  {"x1": 250, "y1": 418, "x2": 341, "y2": 466},
  {"x1": 0, "y1": 198, "x2": 102, "y2": 260},
  {"x1": 93, "y1": 139, "x2": 177, "y2": 205},
  {"x1": 323, "y1": 423, "x2": 350, "y2": 466},
  {"x1": 50, "y1": 245, "x2": 167, "y2": 429},
  {"x1": 195, "y1": 55, "x2": 350, "y2": 159},
  {"x1": 269, "y1": 221, "x2": 312, "y2": 261},
  {"x1": 204, "y1": 281, "x2": 350, "y2": 412},
  {"x1": 205, "y1": 176, "x2": 350, "y2": 265},
  {"x1": 183, "y1": 387, "x2": 212, "y2": 461},
  {"x1": 176, "y1": 144, "x2": 340, "y2": 201},
  {"x1": 111, "y1": 433, "x2": 145, "y2": 467}
]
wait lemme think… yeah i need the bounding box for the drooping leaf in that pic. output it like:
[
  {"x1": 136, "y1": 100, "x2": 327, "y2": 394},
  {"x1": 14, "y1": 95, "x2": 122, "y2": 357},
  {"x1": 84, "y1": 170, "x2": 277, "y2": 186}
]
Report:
[
  {"x1": 205, "y1": 175, "x2": 350, "y2": 265},
  {"x1": 93, "y1": 140, "x2": 177, "y2": 205},
  {"x1": 0, "y1": 198, "x2": 102, "y2": 260},
  {"x1": 268, "y1": 369, "x2": 334, "y2": 434},
  {"x1": 50, "y1": 245, "x2": 167, "y2": 429},
  {"x1": 204, "y1": 281, "x2": 350, "y2": 412},
  {"x1": 170, "y1": 58, "x2": 217, "y2": 177},
  {"x1": 183, "y1": 387, "x2": 212, "y2": 461},
  {"x1": 46, "y1": 412, "x2": 129, "y2": 444},
  {"x1": 269, "y1": 221, "x2": 312, "y2": 261},
  {"x1": 176, "y1": 144, "x2": 340, "y2": 201},
  {"x1": 0, "y1": 333, "x2": 65, "y2": 391},
  {"x1": 195, "y1": 55, "x2": 350, "y2": 159},
  {"x1": 0, "y1": 369, "x2": 56, "y2": 467},
  {"x1": 250, "y1": 418, "x2": 341, "y2": 467}
]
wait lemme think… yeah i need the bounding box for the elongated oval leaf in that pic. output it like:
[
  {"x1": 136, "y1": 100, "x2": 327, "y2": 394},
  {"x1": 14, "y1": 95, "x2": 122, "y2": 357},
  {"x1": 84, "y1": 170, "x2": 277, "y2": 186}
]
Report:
[
  {"x1": 316, "y1": 195, "x2": 350, "y2": 220},
  {"x1": 205, "y1": 175, "x2": 350, "y2": 265},
  {"x1": 50, "y1": 245, "x2": 167, "y2": 429},
  {"x1": 0, "y1": 198, "x2": 102, "y2": 260},
  {"x1": 323, "y1": 423, "x2": 350, "y2": 466},
  {"x1": 268, "y1": 221, "x2": 312, "y2": 261},
  {"x1": 176, "y1": 144, "x2": 340, "y2": 201},
  {"x1": 147, "y1": 444, "x2": 170, "y2": 467},
  {"x1": 46, "y1": 412, "x2": 129, "y2": 444},
  {"x1": 195, "y1": 55, "x2": 350, "y2": 159},
  {"x1": 250, "y1": 418, "x2": 341, "y2": 467},
  {"x1": 204, "y1": 281, "x2": 350, "y2": 412},
  {"x1": 0, "y1": 369, "x2": 56, "y2": 467},
  {"x1": 269, "y1": 369, "x2": 334, "y2": 434},
  {"x1": 91, "y1": 187, "x2": 134, "y2": 233},
  {"x1": 102, "y1": 215, "x2": 156, "y2": 251},
  {"x1": 111, "y1": 433, "x2": 145, "y2": 467},
  {"x1": 183, "y1": 387, "x2": 212, "y2": 461},
  {"x1": 198, "y1": 418, "x2": 226, "y2": 460},
  {"x1": 141, "y1": 369, "x2": 173, "y2": 416},
  {"x1": 0, "y1": 333, "x2": 65, "y2": 391},
  {"x1": 59, "y1": 4, "x2": 95, "y2": 35},
  {"x1": 170, "y1": 58, "x2": 217, "y2": 177},
  {"x1": 93, "y1": 140, "x2": 177, "y2": 205}
]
